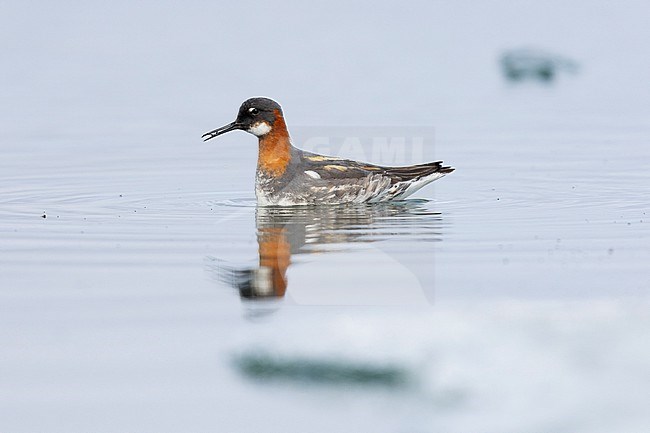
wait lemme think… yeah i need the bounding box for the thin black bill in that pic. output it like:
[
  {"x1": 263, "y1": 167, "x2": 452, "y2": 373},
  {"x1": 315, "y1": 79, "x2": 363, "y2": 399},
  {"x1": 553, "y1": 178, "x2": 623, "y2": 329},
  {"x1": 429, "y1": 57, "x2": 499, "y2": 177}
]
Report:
[{"x1": 201, "y1": 122, "x2": 242, "y2": 141}]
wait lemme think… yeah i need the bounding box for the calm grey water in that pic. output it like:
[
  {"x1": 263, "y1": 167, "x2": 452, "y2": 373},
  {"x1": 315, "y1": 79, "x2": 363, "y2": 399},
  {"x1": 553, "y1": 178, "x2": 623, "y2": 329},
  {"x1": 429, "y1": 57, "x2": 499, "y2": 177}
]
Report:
[{"x1": 1, "y1": 1, "x2": 649, "y2": 432}]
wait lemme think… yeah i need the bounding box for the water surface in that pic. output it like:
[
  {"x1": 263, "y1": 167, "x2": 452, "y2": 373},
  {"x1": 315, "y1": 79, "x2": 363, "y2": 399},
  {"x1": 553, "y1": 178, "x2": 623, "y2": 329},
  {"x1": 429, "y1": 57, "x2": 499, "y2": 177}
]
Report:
[{"x1": 1, "y1": 1, "x2": 649, "y2": 432}]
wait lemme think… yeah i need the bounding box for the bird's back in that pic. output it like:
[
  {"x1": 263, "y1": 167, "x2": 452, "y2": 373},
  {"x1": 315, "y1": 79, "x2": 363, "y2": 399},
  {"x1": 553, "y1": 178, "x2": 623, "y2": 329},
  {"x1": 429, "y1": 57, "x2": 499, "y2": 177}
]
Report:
[{"x1": 255, "y1": 148, "x2": 454, "y2": 205}]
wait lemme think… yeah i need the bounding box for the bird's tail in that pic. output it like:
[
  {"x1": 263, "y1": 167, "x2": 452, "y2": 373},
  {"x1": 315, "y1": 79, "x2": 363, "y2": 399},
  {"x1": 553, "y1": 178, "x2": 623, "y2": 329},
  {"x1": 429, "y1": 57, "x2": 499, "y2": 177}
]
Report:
[
  {"x1": 382, "y1": 161, "x2": 454, "y2": 200},
  {"x1": 384, "y1": 161, "x2": 455, "y2": 182}
]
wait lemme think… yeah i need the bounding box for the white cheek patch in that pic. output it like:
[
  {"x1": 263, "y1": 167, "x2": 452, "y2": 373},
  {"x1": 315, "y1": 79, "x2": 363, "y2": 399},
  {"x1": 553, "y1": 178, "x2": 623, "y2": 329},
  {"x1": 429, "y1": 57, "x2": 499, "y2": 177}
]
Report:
[{"x1": 248, "y1": 122, "x2": 272, "y2": 137}]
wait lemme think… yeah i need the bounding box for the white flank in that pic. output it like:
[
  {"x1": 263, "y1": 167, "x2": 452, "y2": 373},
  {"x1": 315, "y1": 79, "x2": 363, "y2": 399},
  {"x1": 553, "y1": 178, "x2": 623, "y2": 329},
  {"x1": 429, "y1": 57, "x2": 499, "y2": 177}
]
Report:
[
  {"x1": 304, "y1": 170, "x2": 321, "y2": 179},
  {"x1": 397, "y1": 172, "x2": 446, "y2": 199},
  {"x1": 248, "y1": 122, "x2": 272, "y2": 137}
]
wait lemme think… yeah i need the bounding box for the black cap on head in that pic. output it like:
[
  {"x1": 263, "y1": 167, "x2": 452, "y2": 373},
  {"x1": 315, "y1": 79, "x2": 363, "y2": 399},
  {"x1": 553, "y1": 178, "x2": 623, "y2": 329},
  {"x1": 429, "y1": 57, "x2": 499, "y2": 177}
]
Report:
[
  {"x1": 202, "y1": 97, "x2": 283, "y2": 141},
  {"x1": 234, "y1": 97, "x2": 282, "y2": 127}
]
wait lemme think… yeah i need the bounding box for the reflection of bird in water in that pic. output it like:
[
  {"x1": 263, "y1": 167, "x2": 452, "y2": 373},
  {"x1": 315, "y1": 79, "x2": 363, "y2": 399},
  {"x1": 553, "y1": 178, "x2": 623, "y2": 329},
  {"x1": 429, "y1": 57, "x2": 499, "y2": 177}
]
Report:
[{"x1": 208, "y1": 201, "x2": 443, "y2": 301}]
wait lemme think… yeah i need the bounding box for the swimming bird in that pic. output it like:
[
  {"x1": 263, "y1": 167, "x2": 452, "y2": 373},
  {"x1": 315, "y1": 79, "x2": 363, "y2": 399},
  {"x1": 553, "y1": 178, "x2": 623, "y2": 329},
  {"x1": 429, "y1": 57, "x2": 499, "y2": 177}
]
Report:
[{"x1": 202, "y1": 98, "x2": 454, "y2": 206}]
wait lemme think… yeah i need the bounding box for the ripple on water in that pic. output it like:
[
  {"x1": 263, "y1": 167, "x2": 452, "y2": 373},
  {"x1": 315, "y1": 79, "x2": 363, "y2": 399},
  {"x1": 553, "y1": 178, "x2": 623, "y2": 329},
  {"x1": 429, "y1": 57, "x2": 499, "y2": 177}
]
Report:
[{"x1": 210, "y1": 197, "x2": 258, "y2": 208}]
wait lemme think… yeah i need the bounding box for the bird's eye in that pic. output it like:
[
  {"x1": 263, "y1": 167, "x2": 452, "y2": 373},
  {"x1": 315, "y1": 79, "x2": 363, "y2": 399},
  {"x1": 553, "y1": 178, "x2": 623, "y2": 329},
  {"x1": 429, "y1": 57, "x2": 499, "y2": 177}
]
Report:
[{"x1": 249, "y1": 107, "x2": 260, "y2": 116}]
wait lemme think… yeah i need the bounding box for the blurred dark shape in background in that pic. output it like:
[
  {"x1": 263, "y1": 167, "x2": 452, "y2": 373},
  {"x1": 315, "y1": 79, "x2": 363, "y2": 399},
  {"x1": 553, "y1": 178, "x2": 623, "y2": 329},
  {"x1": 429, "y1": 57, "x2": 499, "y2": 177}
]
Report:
[
  {"x1": 500, "y1": 48, "x2": 579, "y2": 82},
  {"x1": 235, "y1": 352, "x2": 408, "y2": 388}
]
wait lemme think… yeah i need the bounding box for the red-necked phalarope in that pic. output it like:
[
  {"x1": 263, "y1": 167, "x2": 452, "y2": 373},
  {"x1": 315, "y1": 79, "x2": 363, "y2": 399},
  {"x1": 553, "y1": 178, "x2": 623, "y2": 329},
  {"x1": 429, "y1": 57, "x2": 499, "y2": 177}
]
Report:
[{"x1": 202, "y1": 97, "x2": 454, "y2": 206}]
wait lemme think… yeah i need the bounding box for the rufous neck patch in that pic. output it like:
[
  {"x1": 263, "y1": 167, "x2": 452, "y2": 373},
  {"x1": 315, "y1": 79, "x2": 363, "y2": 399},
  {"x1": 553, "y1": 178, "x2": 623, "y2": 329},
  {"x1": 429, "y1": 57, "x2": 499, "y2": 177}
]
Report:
[{"x1": 257, "y1": 110, "x2": 291, "y2": 177}]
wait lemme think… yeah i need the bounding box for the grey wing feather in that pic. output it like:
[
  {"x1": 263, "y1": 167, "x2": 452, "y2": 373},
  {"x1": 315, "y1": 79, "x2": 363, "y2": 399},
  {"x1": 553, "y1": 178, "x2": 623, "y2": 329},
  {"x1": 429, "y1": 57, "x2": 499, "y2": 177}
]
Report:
[{"x1": 297, "y1": 151, "x2": 454, "y2": 203}]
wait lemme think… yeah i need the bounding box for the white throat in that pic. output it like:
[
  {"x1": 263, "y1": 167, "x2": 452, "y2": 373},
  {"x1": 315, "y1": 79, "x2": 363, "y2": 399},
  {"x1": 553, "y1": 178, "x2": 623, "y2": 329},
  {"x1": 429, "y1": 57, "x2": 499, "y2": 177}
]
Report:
[{"x1": 248, "y1": 122, "x2": 272, "y2": 137}]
